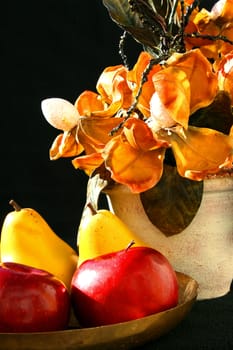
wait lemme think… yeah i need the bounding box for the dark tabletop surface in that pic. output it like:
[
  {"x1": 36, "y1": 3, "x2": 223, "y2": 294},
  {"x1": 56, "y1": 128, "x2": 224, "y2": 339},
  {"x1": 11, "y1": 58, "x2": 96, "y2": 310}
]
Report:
[
  {"x1": 138, "y1": 283, "x2": 233, "y2": 350},
  {"x1": 1, "y1": 2, "x2": 232, "y2": 349}
]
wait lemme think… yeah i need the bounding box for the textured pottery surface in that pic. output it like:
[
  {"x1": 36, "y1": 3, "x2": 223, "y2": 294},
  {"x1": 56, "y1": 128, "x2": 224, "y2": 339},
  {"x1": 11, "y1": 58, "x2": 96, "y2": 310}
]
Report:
[
  {"x1": 0, "y1": 272, "x2": 197, "y2": 350},
  {"x1": 106, "y1": 176, "x2": 233, "y2": 300}
]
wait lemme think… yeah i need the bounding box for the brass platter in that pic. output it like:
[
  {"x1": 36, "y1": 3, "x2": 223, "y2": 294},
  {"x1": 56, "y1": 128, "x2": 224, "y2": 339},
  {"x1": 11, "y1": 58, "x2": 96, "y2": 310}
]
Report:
[{"x1": 0, "y1": 272, "x2": 198, "y2": 350}]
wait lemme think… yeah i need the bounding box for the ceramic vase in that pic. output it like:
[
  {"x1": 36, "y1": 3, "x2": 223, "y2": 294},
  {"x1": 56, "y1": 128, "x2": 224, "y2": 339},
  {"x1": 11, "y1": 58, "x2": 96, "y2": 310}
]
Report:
[{"x1": 105, "y1": 176, "x2": 233, "y2": 299}]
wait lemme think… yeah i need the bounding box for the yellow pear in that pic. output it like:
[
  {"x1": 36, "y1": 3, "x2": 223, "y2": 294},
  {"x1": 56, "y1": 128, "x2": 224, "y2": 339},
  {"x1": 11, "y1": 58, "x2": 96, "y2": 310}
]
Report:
[
  {"x1": 0, "y1": 200, "x2": 78, "y2": 290},
  {"x1": 77, "y1": 205, "x2": 148, "y2": 266}
]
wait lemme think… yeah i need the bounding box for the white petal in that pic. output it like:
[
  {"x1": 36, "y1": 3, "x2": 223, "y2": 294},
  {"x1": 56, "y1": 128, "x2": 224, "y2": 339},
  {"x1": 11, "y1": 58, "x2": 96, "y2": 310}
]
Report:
[
  {"x1": 150, "y1": 92, "x2": 175, "y2": 130},
  {"x1": 41, "y1": 98, "x2": 79, "y2": 131}
]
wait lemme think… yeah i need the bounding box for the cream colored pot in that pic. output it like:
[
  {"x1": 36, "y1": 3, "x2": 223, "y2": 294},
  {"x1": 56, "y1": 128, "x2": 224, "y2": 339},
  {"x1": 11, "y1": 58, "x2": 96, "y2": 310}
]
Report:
[{"x1": 105, "y1": 176, "x2": 233, "y2": 300}]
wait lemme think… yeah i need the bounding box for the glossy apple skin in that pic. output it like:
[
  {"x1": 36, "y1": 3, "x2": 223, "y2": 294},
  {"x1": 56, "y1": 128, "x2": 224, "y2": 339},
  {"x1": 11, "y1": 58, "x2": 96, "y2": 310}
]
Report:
[
  {"x1": 71, "y1": 246, "x2": 179, "y2": 327},
  {"x1": 0, "y1": 262, "x2": 70, "y2": 332}
]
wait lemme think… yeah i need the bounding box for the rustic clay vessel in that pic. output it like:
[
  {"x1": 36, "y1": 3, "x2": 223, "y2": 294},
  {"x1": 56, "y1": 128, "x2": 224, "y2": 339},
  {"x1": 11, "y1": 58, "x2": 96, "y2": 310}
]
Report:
[{"x1": 105, "y1": 175, "x2": 233, "y2": 300}]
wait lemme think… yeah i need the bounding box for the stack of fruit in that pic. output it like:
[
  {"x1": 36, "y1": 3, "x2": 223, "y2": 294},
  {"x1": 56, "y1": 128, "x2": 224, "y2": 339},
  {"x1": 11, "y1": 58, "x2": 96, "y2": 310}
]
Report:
[
  {"x1": 0, "y1": 199, "x2": 179, "y2": 332},
  {"x1": 0, "y1": 200, "x2": 77, "y2": 332}
]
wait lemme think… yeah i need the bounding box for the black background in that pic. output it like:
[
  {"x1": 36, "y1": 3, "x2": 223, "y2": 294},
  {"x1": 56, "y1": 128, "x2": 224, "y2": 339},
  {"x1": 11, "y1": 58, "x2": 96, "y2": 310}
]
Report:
[
  {"x1": 1, "y1": 0, "x2": 128, "y2": 247},
  {"x1": 1, "y1": 1, "x2": 233, "y2": 350}
]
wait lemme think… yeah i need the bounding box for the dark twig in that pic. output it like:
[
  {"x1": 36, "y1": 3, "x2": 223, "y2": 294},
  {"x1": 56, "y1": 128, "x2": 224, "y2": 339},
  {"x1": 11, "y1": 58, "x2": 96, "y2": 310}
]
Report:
[
  {"x1": 183, "y1": 0, "x2": 200, "y2": 28},
  {"x1": 119, "y1": 31, "x2": 130, "y2": 69},
  {"x1": 109, "y1": 54, "x2": 168, "y2": 136},
  {"x1": 185, "y1": 32, "x2": 233, "y2": 46}
]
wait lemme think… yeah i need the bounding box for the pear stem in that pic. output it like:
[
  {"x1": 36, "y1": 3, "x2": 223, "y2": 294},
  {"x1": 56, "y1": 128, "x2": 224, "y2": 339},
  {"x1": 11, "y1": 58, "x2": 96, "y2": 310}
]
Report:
[
  {"x1": 125, "y1": 240, "x2": 135, "y2": 251},
  {"x1": 9, "y1": 199, "x2": 22, "y2": 212},
  {"x1": 86, "y1": 202, "x2": 97, "y2": 215}
]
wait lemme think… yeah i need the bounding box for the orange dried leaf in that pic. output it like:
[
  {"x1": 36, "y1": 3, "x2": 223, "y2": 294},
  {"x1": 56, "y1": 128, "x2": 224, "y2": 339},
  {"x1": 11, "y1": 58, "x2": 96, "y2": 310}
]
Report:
[
  {"x1": 95, "y1": 64, "x2": 133, "y2": 115},
  {"x1": 128, "y1": 51, "x2": 161, "y2": 117},
  {"x1": 72, "y1": 153, "x2": 104, "y2": 176},
  {"x1": 176, "y1": 0, "x2": 197, "y2": 19},
  {"x1": 79, "y1": 116, "x2": 125, "y2": 146},
  {"x1": 77, "y1": 125, "x2": 105, "y2": 155},
  {"x1": 218, "y1": 52, "x2": 233, "y2": 102},
  {"x1": 218, "y1": 24, "x2": 233, "y2": 56},
  {"x1": 151, "y1": 67, "x2": 190, "y2": 129},
  {"x1": 103, "y1": 136, "x2": 165, "y2": 193},
  {"x1": 170, "y1": 126, "x2": 233, "y2": 180},
  {"x1": 49, "y1": 131, "x2": 83, "y2": 160},
  {"x1": 167, "y1": 49, "x2": 218, "y2": 114},
  {"x1": 211, "y1": 0, "x2": 233, "y2": 22},
  {"x1": 75, "y1": 91, "x2": 104, "y2": 117},
  {"x1": 96, "y1": 65, "x2": 126, "y2": 103},
  {"x1": 123, "y1": 118, "x2": 170, "y2": 150}
]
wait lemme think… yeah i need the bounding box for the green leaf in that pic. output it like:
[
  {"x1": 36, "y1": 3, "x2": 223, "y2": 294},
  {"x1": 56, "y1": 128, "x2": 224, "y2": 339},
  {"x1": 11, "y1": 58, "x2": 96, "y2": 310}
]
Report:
[{"x1": 140, "y1": 165, "x2": 203, "y2": 236}]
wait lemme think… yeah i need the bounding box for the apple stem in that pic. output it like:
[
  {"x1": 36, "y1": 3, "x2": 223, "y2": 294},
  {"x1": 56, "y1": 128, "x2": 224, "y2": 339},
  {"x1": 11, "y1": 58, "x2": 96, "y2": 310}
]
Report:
[
  {"x1": 86, "y1": 202, "x2": 97, "y2": 215},
  {"x1": 9, "y1": 199, "x2": 22, "y2": 212},
  {"x1": 125, "y1": 240, "x2": 135, "y2": 251}
]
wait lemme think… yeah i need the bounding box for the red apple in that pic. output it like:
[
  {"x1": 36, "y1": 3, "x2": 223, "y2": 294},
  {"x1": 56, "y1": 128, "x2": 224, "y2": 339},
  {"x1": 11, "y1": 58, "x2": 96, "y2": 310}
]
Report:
[
  {"x1": 71, "y1": 246, "x2": 179, "y2": 327},
  {"x1": 0, "y1": 262, "x2": 70, "y2": 332}
]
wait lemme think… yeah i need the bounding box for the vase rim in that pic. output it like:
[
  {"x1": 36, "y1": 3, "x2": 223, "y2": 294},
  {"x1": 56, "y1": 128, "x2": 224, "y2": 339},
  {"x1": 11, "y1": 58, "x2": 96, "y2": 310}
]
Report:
[{"x1": 104, "y1": 169, "x2": 233, "y2": 195}]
